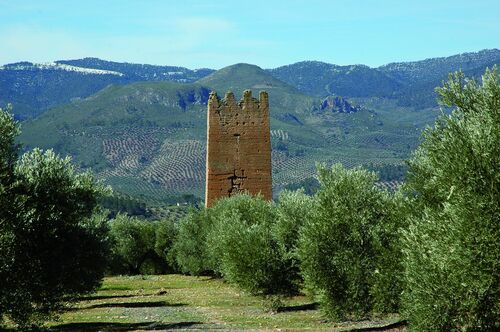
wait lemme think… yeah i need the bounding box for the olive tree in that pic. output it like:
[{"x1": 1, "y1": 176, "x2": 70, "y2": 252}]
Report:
[
  {"x1": 297, "y1": 164, "x2": 406, "y2": 319},
  {"x1": 0, "y1": 107, "x2": 109, "y2": 329},
  {"x1": 402, "y1": 67, "x2": 499, "y2": 331}
]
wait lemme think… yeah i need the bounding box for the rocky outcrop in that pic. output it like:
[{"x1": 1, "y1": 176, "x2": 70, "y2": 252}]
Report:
[{"x1": 319, "y1": 96, "x2": 361, "y2": 113}]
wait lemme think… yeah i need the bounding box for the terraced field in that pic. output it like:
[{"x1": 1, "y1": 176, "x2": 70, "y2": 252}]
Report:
[
  {"x1": 99, "y1": 133, "x2": 207, "y2": 200},
  {"x1": 93, "y1": 123, "x2": 412, "y2": 202},
  {"x1": 270, "y1": 129, "x2": 289, "y2": 140},
  {"x1": 141, "y1": 139, "x2": 206, "y2": 196},
  {"x1": 102, "y1": 133, "x2": 161, "y2": 176}
]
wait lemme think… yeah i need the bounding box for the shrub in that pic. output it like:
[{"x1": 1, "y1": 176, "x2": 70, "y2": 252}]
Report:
[
  {"x1": 402, "y1": 68, "x2": 499, "y2": 331},
  {"x1": 273, "y1": 189, "x2": 315, "y2": 288},
  {"x1": 370, "y1": 191, "x2": 408, "y2": 313},
  {"x1": 174, "y1": 207, "x2": 214, "y2": 275},
  {"x1": 108, "y1": 215, "x2": 175, "y2": 275},
  {"x1": 206, "y1": 194, "x2": 301, "y2": 295},
  {"x1": 297, "y1": 164, "x2": 406, "y2": 319},
  {"x1": 0, "y1": 106, "x2": 109, "y2": 329},
  {"x1": 154, "y1": 218, "x2": 179, "y2": 272},
  {"x1": 275, "y1": 189, "x2": 315, "y2": 253}
]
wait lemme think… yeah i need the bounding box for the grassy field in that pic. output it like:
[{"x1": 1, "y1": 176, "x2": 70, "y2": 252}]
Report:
[{"x1": 42, "y1": 274, "x2": 405, "y2": 331}]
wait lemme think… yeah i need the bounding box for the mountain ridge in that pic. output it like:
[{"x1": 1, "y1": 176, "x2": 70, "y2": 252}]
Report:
[{"x1": 2, "y1": 49, "x2": 498, "y2": 119}]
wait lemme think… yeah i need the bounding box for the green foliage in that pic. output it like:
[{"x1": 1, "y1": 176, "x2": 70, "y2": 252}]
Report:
[
  {"x1": 0, "y1": 104, "x2": 18, "y2": 185},
  {"x1": 402, "y1": 67, "x2": 499, "y2": 331},
  {"x1": 369, "y1": 191, "x2": 408, "y2": 313},
  {"x1": 275, "y1": 189, "x2": 315, "y2": 253},
  {"x1": 364, "y1": 163, "x2": 408, "y2": 182},
  {"x1": 206, "y1": 194, "x2": 300, "y2": 295},
  {"x1": 99, "y1": 193, "x2": 152, "y2": 218},
  {"x1": 108, "y1": 215, "x2": 177, "y2": 275},
  {"x1": 108, "y1": 214, "x2": 156, "y2": 274},
  {"x1": 297, "y1": 164, "x2": 406, "y2": 319},
  {"x1": 174, "y1": 208, "x2": 214, "y2": 275},
  {"x1": 282, "y1": 177, "x2": 320, "y2": 195},
  {"x1": 173, "y1": 192, "x2": 312, "y2": 296},
  {"x1": 154, "y1": 218, "x2": 179, "y2": 272},
  {"x1": 0, "y1": 106, "x2": 109, "y2": 328}
]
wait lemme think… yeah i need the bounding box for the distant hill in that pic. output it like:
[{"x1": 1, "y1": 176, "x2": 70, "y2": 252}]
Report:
[
  {"x1": 198, "y1": 63, "x2": 316, "y2": 114},
  {"x1": 2, "y1": 50, "x2": 498, "y2": 119},
  {"x1": 20, "y1": 81, "x2": 212, "y2": 201},
  {"x1": 267, "y1": 62, "x2": 401, "y2": 98},
  {"x1": 57, "y1": 57, "x2": 214, "y2": 82},
  {"x1": 199, "y1": 63, "x2": 297, "y2": 93},
  {"x1": 378, "y1": 49, "x2": 500, "y2": 84},
  {"x1": 0, "y1": 62, "x2": 125, "y2": 119},
  {"x1": 268, "y1": 49, "x2": 500, "y2": 107},
  {"x1": 388, "y1": 57, "x2": 500, "y2": 108},
  {"x1": 0, "y1": 60, "x2": 214, "y2": 120}
]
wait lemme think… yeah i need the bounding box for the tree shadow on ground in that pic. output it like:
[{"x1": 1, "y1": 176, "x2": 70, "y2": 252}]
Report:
[
  {"x1": 277, "y1": 302, "x2": 319, "y2": 312},
  {"x1": 84, "y1": 300, "x2": 186, "y2": 309},
  {"x1": 78, "y1": 294, "x2": 137, "y2": 301},
  {"x1": 63, "y1": 300, "x2": 187, "y2": 312},
  {"x1": 50, "y1": 321, "x2": 202, "y2": 331},
  {"x1": 348, "y1": 320, "x2": 407, "y2": 331}
]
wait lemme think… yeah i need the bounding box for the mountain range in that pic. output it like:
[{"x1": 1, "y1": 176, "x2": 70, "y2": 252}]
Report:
[
  {"x1": 3, "y1": 49, "x2": 499, "y2": 206},
  {"x1": 2, "y1": 49, "x2": 498, "y2": 119}
]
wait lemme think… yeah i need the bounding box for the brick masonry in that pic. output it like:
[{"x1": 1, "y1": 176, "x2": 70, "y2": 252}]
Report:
[{"x1": 205, "y1": 90, "x2": 272, "y2": 207}]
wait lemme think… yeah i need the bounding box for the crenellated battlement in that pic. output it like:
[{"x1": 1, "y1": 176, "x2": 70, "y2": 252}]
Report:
[
  {"x1": 208, "y1": 90, "x2": 268, "y2": 115},
  {"x1": 205, "y1": 90, "x2": 272, "y2": 207}
]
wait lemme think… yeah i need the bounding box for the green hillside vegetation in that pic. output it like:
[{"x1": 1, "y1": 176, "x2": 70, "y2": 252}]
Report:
[
  {"x1": 270, "y1": 49, "x2": 500, "y2": 109},
  {"x1": 378, "y1": 49, "x2": 500, "y2": 84},
  {"x1": 268, "y1": 61, "x2": 401, "y2": 98},
  {"x1": 20, "y1": 81, "x2": 210, "y2": 203},
  {"x1": 0, "y1": 60, "x2": 214, "y2": 120},
  {"x1": 19, "y1": 63, "x2": 434, "y2": 205},
  {"x1": 390, "y1": 58, "x2": 500, "y2": 108},
  {"x1": 0, "y1": 65, "x2": 123, "y2": 119}
]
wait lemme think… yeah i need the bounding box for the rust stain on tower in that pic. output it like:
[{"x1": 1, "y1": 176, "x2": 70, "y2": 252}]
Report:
[{"x1": 205, "y1": 90, "x2": 272, "y2": 207}]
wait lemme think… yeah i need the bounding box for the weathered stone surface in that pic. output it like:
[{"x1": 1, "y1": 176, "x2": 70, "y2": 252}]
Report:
[{"x1": 205, "y1": 90, "x2": 272, "y2": 207}]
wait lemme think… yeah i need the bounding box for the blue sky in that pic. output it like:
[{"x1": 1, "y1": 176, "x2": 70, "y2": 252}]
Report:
[{"x1": 0, "y1": 0, "x2": 498, "y2": 69}]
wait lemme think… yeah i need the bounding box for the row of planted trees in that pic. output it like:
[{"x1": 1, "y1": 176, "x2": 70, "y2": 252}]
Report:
[
  {"x1": 173, "y1": 68, "x2": 499, "y2": 331},
  {"x1": 1, "y1": 69, "x2": 498, "y2": 331},
  {"x1": 175, "y1": 168, "x2": 405, "y2": 315}
]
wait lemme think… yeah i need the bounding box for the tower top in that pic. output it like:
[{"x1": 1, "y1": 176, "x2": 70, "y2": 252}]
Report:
[{"x1": 208, "y1": 90, "x2": 268, "y2": 112}]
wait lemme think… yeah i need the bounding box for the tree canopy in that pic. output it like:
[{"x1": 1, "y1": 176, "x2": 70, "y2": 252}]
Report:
[{"x1": 0, "y1": 106, "x2": 110, "y2": 329}]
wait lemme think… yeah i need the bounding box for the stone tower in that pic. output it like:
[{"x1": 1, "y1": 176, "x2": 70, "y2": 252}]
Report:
[{"x1": 205, "y1": 90, "x2": 272, "y2": 207}]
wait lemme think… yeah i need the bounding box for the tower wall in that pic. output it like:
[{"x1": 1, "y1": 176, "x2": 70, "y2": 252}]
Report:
[{"x1": 205, "y1": 90, "x2": 272, "y2": 207}]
